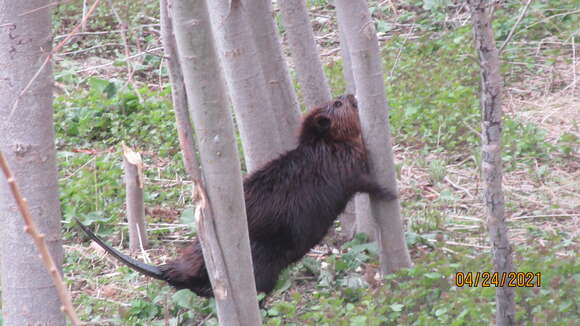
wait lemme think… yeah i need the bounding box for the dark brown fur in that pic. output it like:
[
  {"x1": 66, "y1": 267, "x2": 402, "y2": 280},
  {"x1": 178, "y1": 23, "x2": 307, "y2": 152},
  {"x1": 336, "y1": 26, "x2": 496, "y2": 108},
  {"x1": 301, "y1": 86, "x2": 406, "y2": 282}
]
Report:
[{"x1": 79, "y1": 94, "x2": 394, "y2": 297}]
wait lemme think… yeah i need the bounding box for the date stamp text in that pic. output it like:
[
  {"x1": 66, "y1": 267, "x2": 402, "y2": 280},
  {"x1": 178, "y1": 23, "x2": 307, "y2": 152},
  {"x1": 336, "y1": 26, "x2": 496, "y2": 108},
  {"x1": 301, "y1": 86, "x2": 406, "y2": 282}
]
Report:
[{"x1": 455, "y1": 272, "x2": 541, "y2": 287}]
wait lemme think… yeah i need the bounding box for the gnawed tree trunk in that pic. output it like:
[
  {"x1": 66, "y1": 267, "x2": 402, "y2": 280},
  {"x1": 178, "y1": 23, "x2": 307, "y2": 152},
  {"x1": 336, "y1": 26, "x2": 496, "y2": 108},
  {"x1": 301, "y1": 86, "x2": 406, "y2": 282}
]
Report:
[
  {"x1": 171, "y1": 0, "x2": 261, "y2": 324},
  {"x1": 335, "y1": 0, "x2": 412, "y2": 273},
  {"x1": 159, "y1": 0, "x2": 202, "y2": 181},
  {"x1": 0, "y1": 1, "x2": 65, "y2": 325},
  {"x1": 278, "y1": 0, "x2": 332, "y2": 109},
  {"x1": 245, "y1": 0, "x2": 301, "y2": 152},
  {"x1": 122, "y1": 144, "x2": 148, "y2": 252},
  {"x1": 207, "y1": 0, "x2": 283, "y2": 172},
  {"x1": 469, "y1": 1, "x2": 515, "y2": 325}
]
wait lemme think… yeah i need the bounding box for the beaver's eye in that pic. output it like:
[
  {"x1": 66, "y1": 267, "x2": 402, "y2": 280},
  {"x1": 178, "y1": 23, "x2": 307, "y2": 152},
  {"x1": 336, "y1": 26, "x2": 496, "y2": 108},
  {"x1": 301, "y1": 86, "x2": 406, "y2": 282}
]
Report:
[{"x1": 333, "y1": 100, "x2": 343, "y2": 108}]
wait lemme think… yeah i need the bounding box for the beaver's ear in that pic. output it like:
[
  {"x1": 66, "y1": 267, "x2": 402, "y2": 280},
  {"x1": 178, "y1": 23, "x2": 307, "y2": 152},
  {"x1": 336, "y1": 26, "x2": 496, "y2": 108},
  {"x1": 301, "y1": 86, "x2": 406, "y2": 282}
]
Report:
[{"x1": 314, "y1": 115, "x2": 331, "y2": 134}]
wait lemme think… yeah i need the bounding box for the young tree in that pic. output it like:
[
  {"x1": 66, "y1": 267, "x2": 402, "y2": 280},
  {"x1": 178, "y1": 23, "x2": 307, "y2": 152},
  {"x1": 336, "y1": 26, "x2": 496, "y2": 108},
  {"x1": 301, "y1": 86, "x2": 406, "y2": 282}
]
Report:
[
  {"x1": 159, "y1": 0, "x2": 202, "y2": 181},
  {"x1": 337, "y1": 17, "x2": 356, "y2": 95},
  {"x1": 278, "y1": 0, "x2": 332, "y2": 108},
  {"x1": 245, "y1": 0, "x2": 302, "y2": 152},
  {"x1": 469, "y1": 1, "x2": 515, "y2": 324},
  {"x1": 206, "y1": 0, "x2": 283, "y2": 172},
  {"x1": 0, "y1": 1, "x2": 65, "y2": 325},
  {"x1": 336, "y1": 14, "x2": 376, "y2": 240},
  {"x1": 335, "y1": 0, "x2": 412, "y2": 273},
  {"x1": 171, "y1": 0, "x2": 261, "y2": 324}
]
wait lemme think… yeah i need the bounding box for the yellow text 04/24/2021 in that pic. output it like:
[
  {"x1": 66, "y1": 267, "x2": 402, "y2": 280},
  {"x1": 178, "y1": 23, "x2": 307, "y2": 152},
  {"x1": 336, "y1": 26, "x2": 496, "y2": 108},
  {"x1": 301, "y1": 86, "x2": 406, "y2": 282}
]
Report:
[{"x1": 454, "y1": 272, "x2": 541, "y2": 288}]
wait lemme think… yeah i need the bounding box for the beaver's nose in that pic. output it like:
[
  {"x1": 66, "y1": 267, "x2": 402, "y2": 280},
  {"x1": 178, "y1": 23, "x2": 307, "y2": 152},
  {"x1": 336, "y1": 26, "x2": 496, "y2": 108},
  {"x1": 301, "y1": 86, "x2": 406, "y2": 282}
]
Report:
[{"x1": 345, "y1": 94, "x2": 357, "y2": 107}]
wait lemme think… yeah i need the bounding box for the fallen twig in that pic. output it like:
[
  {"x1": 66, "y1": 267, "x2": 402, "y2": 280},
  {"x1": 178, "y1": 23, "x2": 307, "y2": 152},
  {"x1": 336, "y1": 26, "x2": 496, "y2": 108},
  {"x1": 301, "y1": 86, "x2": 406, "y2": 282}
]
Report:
[
  {"x1": 444, "y1": 176, "x2": 475, "y2": 199},
  {"x1": 498, "y1": 0, "x2": 534, "y2": 54}
]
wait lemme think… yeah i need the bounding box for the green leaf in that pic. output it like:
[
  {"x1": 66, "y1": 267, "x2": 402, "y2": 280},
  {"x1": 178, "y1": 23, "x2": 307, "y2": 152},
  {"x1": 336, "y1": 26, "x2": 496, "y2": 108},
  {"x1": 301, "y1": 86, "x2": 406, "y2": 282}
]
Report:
[
  {"x1": 335, "y1": 258, "x2": 348, "y2": 272},
  {"x1": 350, "y1": 316, "x2": 367, "y2": 326},
  {"x1": 376, "y1": 21, "x2": 393, "y2": 33},
  {"x1": 274, "y1": 268, "x2": 292, "y2": 294},
  {"x1": 180, "y1": 208, "x2": 196, "y2": 226},
  {"x1": 390, "y1": 303, "x2": 404, "y2": 312},
  {"x1": 404, "y1": 104, "x2": 420, "y2": 117},
  {"x1": 425, "y1": 272, "x2": 443, "y2": 279},
  {"x1": 87, "y1": 77, "x2": 113, "y2": 95},
  {"x1": 435, "y1": 307, "x2": 448, "y2": 316},
  {"x1": 339, "y1": 275, "x2": 367, "y2": 289},
  {"x1": 172, "y1": 289, "x2": 196, "y2": 309},
  {"x1": 103, "y1": 82, "x2": 117, "y2": 99}
]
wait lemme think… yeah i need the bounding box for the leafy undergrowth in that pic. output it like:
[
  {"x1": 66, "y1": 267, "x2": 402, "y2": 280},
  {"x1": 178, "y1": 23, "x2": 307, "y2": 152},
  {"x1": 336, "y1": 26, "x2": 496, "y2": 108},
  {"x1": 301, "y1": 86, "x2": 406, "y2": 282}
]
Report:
[
  {"x1": 1, "y1": 1, "x2": 577, "y2": 326},
  {"x1": 64, "y1": 232, "x2": 578, "y2": 326}
]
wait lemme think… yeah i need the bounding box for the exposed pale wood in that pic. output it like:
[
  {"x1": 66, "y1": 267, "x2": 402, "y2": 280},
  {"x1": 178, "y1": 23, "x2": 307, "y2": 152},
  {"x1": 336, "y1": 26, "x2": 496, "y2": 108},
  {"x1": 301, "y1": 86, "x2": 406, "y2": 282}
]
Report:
[{"x1": 122, "y1": 144, "x2": 148, "y2": 252}]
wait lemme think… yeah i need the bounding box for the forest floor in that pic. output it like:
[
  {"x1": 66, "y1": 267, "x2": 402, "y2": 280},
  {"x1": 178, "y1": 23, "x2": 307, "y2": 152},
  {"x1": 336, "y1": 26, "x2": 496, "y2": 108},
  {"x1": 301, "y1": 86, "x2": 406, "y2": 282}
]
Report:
[{"x1": 3, "y1": 1, "x2": 578, "y2": 325}]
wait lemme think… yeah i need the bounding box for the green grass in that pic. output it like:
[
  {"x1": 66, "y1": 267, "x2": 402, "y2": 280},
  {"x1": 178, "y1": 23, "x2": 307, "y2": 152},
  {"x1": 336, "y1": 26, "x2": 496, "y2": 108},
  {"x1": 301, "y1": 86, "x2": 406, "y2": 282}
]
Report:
[
  {"x1": 68, "y1": 235, "x2": 576, "y2": 325},
  {"x1": 281, "y1": 242, "x2": 578, "y2": 326},
  {"x1": 55, "y1": 81, "x2": 190, "y2": 237},
  {"x1": 55, "y1": 80, "x2": 178, "y2": 153},
  {"x1": 325, "y1": 24, "x2": 565, "y2": 169}
]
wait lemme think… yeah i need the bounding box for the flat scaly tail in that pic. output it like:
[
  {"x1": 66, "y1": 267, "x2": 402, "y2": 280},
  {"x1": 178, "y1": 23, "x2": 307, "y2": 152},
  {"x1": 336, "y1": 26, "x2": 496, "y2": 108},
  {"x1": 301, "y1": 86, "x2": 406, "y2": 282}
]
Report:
[{"x1": 75, "y1": 218, "x2": 165, "y2": 280}]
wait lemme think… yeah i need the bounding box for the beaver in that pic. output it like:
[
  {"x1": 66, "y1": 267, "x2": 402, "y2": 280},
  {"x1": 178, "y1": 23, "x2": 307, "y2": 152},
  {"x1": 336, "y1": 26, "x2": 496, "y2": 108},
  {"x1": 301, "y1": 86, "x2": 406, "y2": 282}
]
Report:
[{"x1": 77, "y1": 94, "x2": 395, "y2": 297}]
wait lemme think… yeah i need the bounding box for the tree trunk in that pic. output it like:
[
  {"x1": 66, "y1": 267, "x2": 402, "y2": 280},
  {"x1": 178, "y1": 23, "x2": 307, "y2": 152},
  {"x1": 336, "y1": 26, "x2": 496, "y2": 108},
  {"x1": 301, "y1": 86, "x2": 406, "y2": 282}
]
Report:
[
  {"x1": 159, "y1": 0, "x2": 202, "y2": 182},
  {"x1": 339, "y1": 16, "x2": 376, "y2": 239},
  {"x1": 278, "y1": 0, "x2": 332, "y2": 108},
  {"x1": 276, "y1": 0, "x2": 369, "y2": 242},
  {"x1": 469, "y1": 1, "x2": 515, "y2": 325},
  {"x1": 353, "y1": 194, "x2": 375, "y2": 239},
  {"x1": 0, "y1": 1, "x2": 65, "y2": 325},
  {"x1": 244, "y1": 0, "x2": 302, "y2": 152},
  {"x1": 337, "y1": 16, "x2": 356, "y2": 95},
  {"x1": 122, "y1": 145, "x2": 148, "y2": 252},
  {"x1": 171, "y1": 0, "x2": 261, "y2": 324},
  {"x1": 335, "y1": 0, "x2": 412, "y2": 273},
  {"x1": 206, "y1": 0, "x2": 283, "y2": 172}
]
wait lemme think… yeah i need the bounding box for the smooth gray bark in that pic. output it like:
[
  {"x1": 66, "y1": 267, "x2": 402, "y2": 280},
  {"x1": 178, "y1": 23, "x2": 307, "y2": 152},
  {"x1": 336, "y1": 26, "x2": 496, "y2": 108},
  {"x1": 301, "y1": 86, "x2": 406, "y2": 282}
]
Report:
[
  {"x1": 245, "y1": 0, "x2": 302, "y2": 152},
  {"x1": 337, "y1": 16, "x2": 356, "y2": 95},
  {"x1": 172, "y1": 0, "x2": 261, "y2": 324},
  {"x1": 469, "y1": 1, "x2": 515, "y2": 325},
  {"x1": 0, "y1": 1, "x2": 65, "y2": 325},
  {"x1": 353, "y1": 194, "x2": 375, "y2": 239},
  {"x1": 160, "y1": 0, "x2": 202, "y2": 182},
  {"x1": 338, "y1": 16, "x2": 376, "y2": 240},
  {"x1": 207, "y1": 0, "x2": 283, "y2": 172},
  {"x1": 276, "y1": 0, "x2": 368, "y2": 242},
  {"x1": 335, "y1": 0, "x2": 412, "y2": 273},
  {"x1": 278, "y1": 0, "x2": 332, "y2": 108},
  {"x1": 122, "y1": 146, "x2": 148, "y2": 252}
]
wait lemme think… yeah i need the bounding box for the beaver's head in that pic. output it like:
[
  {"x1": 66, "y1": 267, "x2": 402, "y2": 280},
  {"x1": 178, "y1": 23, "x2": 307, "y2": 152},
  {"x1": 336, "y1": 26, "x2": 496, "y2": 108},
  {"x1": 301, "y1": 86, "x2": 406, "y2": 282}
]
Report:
[{"x1": 299, "y1": 94, "x2": 361, "y2": 144}]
